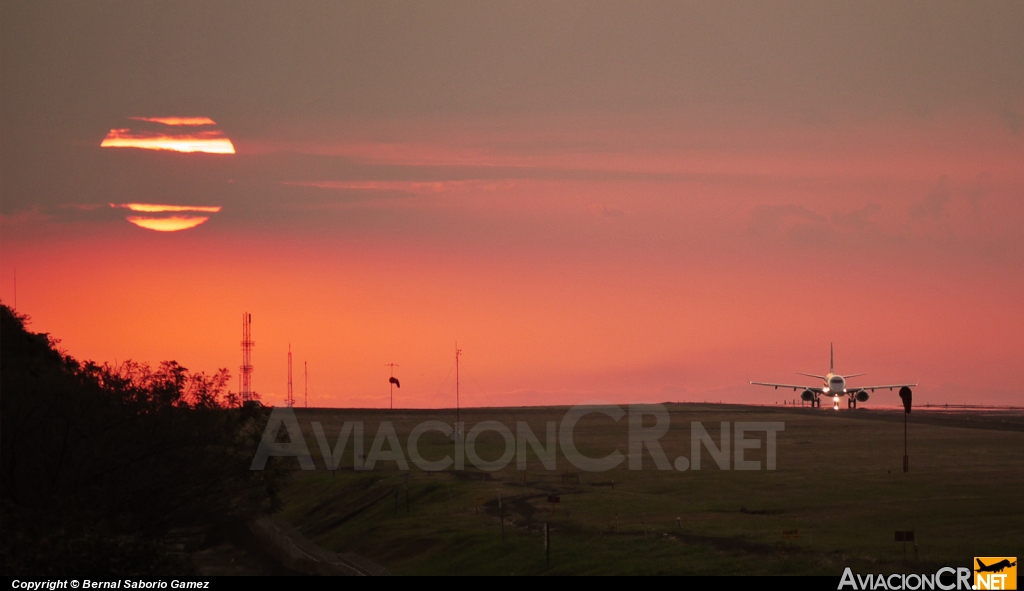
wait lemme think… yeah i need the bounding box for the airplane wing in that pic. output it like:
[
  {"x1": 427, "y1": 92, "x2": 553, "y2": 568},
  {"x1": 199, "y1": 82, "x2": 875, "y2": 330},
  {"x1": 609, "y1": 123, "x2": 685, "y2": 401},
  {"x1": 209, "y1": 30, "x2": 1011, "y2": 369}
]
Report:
[
  {"x1": 847, "y1": 383, "x2": 917, "y2": 392},
  {"x1": 750, "y1": 382, "x2": 825, "y2": 392}
]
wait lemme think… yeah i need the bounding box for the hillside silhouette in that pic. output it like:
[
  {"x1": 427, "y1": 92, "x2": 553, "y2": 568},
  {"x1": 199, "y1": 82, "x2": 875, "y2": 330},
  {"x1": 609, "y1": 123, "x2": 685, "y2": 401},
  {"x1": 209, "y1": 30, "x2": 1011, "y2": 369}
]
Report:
[{"x1": 0, "y1": 303, "x2": 285, "y2": 576}]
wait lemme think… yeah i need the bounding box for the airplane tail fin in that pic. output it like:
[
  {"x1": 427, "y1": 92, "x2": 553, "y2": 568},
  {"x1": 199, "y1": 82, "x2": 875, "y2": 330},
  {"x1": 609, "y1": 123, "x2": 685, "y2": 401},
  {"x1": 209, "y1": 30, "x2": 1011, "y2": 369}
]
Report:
[
  {"x1": 830, "y1": 343, "x2": 834, "y2": 373},
  {"x1": 977, "y1": 559, "x2": 987, "y2": 570}
]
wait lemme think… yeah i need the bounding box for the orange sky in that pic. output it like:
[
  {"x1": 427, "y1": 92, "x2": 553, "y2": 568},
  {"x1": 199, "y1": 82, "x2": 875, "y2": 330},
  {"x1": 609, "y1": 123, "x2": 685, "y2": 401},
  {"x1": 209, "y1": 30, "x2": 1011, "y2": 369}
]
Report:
[
  {"x1": 3, "y1": 113, "x2": 1023, "y2": 407},
  {"x1": 2, "y1": 3, "x2": 1022, "y2": 408}
]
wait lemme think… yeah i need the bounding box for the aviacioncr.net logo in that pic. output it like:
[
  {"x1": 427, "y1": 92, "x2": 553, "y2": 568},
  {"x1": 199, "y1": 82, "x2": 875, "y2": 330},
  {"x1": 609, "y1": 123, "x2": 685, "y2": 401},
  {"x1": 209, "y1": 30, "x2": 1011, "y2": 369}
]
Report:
[{"x1": 248, "y1": 402, "x2": 785, "y2": 473}]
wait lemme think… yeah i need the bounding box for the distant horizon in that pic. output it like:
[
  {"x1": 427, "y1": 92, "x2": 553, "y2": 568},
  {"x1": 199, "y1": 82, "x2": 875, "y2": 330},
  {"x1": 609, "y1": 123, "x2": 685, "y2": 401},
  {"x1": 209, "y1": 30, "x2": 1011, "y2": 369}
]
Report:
[
  {"x1": 4, "y1": 298, "x2": 1020, "y2": 409},
  {"x1": 271, "y1": 402, "x2": 1024, "y2": 412}
]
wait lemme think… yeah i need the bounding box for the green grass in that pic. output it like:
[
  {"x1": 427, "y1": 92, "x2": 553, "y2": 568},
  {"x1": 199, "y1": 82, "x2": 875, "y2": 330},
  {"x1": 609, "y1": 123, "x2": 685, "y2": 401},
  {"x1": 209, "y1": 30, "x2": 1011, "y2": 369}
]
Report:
[{"x1": 269, "y1": 405, "x2": 1024, "y2": 575}]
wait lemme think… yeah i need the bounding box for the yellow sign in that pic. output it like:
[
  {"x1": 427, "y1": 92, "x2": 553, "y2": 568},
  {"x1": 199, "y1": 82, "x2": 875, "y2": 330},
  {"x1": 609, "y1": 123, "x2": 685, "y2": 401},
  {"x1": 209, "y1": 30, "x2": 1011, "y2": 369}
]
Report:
[
  {"x1": 974, "y1": 557, "x2": 1017, "y2": 591},
  {"x1": 781, "y1": 529, "x2": 800, "y2": 539}
]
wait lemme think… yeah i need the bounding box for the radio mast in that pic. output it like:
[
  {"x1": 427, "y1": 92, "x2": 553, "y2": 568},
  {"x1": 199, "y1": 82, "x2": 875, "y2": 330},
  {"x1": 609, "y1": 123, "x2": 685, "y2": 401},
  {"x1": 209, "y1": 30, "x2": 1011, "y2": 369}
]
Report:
[
  {"x1": 286, "y1": 344, "x2": 294, "y2": 407},
  {"x1": 240, "y1": 313, "x2": 255, "y2": 404}
]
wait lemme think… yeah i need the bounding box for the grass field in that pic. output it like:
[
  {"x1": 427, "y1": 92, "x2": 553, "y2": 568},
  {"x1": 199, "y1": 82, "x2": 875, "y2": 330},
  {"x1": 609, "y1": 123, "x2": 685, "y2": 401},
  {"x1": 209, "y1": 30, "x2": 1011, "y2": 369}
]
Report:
[{"x1": 269, "y1": 404, "x2": 1023, "y2": 575}]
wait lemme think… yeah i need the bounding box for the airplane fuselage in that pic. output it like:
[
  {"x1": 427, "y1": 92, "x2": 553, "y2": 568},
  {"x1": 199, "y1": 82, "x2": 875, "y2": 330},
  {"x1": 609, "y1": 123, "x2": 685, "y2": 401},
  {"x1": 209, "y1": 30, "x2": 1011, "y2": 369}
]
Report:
[{"x1": 824, "y1": 373, "x2": 846, "y2": 394}]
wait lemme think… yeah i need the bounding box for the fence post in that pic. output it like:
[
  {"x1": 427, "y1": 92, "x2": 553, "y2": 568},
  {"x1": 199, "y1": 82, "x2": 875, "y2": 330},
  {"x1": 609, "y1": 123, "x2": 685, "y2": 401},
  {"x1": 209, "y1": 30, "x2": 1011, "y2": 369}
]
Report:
[{"x1": 544, "y1": 522, "x2": 550, "y2": 569}]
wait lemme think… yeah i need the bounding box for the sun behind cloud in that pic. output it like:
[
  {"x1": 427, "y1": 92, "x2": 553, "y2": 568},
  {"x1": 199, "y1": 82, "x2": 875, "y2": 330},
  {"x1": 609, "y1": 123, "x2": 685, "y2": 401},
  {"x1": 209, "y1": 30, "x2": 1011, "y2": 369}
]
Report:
[
  {"x1": 125, "y1": 215, "x2": 211, "y2": 232},
  {"x1": 128, "y1": 116, "x2": 217, "y2": 126},
  {"x1": 101, "y1": 117, "x2": 235, "y2": 154},
  {"x1": 112, "y1": 204, "x2": 222, "y2": 232}
]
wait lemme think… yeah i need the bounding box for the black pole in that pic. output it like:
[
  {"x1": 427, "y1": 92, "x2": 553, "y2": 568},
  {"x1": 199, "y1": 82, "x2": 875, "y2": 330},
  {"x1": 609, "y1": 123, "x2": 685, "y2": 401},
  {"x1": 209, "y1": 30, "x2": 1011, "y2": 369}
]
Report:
[
  {"x1": 903, "y1": 412, "x2": 909, "y2": 473},
  {"x1": 544, "y1": 523, "x2": 550, "y2": 569}
]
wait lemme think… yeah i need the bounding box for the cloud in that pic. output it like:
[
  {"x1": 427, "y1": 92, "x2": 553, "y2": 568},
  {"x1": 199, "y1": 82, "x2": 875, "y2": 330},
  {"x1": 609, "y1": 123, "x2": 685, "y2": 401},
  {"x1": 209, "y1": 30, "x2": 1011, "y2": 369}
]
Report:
[
  {"x1": 748, "y1": 202, "x2": 892, "y2": 244},
  {"x1": 282, "y1": 179, "x2": 521, "y2": 194},
  {"x1": 0, "y1": 206, "x2": 50, "y2": 227},
  {"x1": 128, "y1": 117, "x2": 217, "y2": 126},
  {"x1": 832, "y1": 203, "x2": 882, "y2": 232},
  {"x1": 910, "y1": 176, "x2": 951, "y2": 219},
  {"x1": 101, "y1": 117, "x2": 235, "y2": 154},
  {"x1": 1001, "y1": 108, "x2": 1023, "y2": 135},
  {"x1": 111, "y1": 203, "x2": 222, "y2": 213},
  {"x1": 589, "y1": 204, "x2": 627, "y2": 219},
  {"x1": 747, "y1": 203, "x2": 825, "y2": 237},
  {"x1": 62, "y1": 203, "x2": 108, "y2": 211}
]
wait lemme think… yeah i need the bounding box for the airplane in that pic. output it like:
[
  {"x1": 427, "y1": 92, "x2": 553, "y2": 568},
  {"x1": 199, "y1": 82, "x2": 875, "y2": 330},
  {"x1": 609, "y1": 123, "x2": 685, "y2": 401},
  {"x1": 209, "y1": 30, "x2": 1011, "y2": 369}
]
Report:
[
  {"x1": 976, "y1": 558, "x2": 1016, "y2": 574},
  {"x1": 750, "y1": 344, "x2": 917, "y2": 409}
]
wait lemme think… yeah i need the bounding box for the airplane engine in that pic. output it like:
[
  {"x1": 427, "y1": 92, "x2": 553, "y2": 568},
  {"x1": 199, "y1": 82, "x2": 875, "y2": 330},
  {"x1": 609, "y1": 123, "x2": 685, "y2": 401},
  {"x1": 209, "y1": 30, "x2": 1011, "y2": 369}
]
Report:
[
  {"x1": 800, "y1": 389, "x2": 815, "y2": 402},
  {"x1": 855, "y1": 390, "x2": 869, "y2": 402}
]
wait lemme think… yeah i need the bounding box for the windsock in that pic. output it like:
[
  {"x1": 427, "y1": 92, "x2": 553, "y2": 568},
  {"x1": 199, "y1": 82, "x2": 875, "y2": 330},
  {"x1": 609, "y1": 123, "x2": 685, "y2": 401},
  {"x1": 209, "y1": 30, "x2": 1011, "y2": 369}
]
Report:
[{"x1": 899, "y1": 386, "x2": 912, "y2": 414}]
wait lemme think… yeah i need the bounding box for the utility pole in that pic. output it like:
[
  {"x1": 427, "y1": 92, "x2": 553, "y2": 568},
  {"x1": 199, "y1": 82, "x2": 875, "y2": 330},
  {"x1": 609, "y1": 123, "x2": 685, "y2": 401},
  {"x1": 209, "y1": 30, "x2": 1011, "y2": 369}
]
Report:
[
  {"x1": 455, "y1": 344, "x2": 461, "y2": 428},
  {"x1": 903, "y1": 410, "x2": 908, "y2": 473},
  {"x1": 385, "y1": 363, "x2": 400, "y2": 410},
  {"x1": 304, "y1": 361, "x2": 308, "y2": 408},
  {"x1": 451, "y1": 344, "x2": 463, "y2": 452}
]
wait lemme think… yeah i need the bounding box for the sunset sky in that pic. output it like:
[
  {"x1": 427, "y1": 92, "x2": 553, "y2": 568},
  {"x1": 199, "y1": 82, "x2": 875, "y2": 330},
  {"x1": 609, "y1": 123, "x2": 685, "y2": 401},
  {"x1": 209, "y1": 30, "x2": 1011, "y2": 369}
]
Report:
[{"x1": 2, "y1": 2, "x2": 1022, "y2": 407}]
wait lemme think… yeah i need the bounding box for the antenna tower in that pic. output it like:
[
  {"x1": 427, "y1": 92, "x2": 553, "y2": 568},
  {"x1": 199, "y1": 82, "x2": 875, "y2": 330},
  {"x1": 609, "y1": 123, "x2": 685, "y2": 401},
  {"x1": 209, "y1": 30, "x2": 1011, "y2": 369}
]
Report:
[
  {"x1": 304, "y1": 361, "x2": 308, "y2": 408},
  {"x1": 286, "y1": 344, "x2": 294, "y2": 407},
  {"x1": 240, "y1": 313, "x2": 255, "y2": 404}
]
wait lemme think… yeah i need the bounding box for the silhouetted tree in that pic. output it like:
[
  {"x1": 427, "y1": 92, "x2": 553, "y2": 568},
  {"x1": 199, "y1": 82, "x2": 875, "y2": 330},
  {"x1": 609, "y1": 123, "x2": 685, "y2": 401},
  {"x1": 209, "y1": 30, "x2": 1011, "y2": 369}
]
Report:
[{"x1": 0, "y1": 304, "x2": 286, "y2": 576}]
